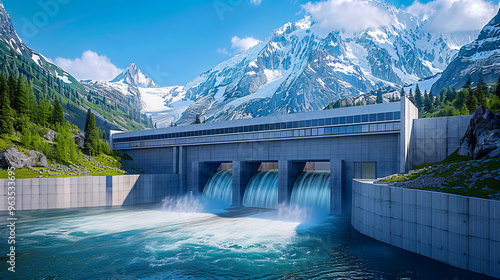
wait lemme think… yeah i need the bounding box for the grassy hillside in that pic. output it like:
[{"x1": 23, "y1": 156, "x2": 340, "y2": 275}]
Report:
[
  {"x1": 379, "y1": 151, "x2": 500, "y2": 199},
  {"x1": 0, "y1": 74, "x2": 142, "y2": 179}
]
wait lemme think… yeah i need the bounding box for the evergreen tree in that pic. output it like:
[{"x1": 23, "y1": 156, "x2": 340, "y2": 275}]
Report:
[
  {"x1": 334, "y1": 100, "x2": 342, "y2": 108},
  {"x1": 36, "y1": 93, "x2": 52, "y2": 127},
  {"x1": 424, "y1": 90, "x2": 433, "y2": 112},
  {"x1": 31, "y1": 127, "x2": 47, "y2": 154},
  {"x1": 54, "y1": 123, "x2": 70, "y2": 162},
  {"x1": 495, "y1": 75, "x2": 500, "y2": 98},
  {"x1": 430, "y1": 102, "x2": 436, "y2": 113},
  {"x1": 99, "y1": 141, "x2": 112, "y2": 155},
  {"x1": 454, "y1": 89, "x2": 467, "y2": 110},
  {"x1": 475, "y1": 75, "x2": 487, "y2": 105},
  {"x1": 193, "y1": 115, "x2": 202, "y2": 124},
  {"x1": 400, "y1": 87, "x2": 405, "y2": 98},
  {"x1": 7, "y1": 75, "x2": 16, "y2": 105},
  {"x1": 98, "y1": 128, "x2": 106, "y2": 140},
  {"x1": 376, "y1": 91, "x2": 383, "y2": 104},
  {"x1": 84, "y1": 108, "x2": 92, "y2": 131},
  {"x1": 408, "y1": 88, "x2": 416, "y2": 104},
  {"x1": 463, "y1": 77, "x2": 472, "y2": 91},
  {"x1": 435, "y1": 90, "x2": 443, "y2": 107},
  {"x1": 84, "y1": 109, "x2": 100, "y2": 156},
  {"x1": 19, "y1": 114, "x2": 32, "y2": 147},
  {"x1": 446, "y1": 87, "x2": 456, "y2": 103},
  {"x1": 0, "y1": 74, "x2": 14, "y2": 134},
  {"x1": 14, "y1": 76, "x2": 29, "y2": 115},
  {"x1": 460, "y1": 104, "x2": 469, "y2": 115},
  {"x1": 415, "y1": 84, "x2": 423, "y2": 109},
  {"x1": 465, "y1": 90, "x2": 478, "y2": 113},
  {"x1": 27, "y1": 90, "x2": 38, "y2": 121},
  {"x1": 51, "y1": 98, "x2": 65, "y2": 126}
]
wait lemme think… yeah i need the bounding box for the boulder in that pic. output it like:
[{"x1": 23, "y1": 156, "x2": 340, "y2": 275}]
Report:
[
  {"x1": 73, "y1": 132, "x2": 85, "y2": 147},
  {"x1": 0, "y1": 147, "x2": 48, "y2": 169},
  {"x1": 458, "y1": 105, "x2": 500, "y2": 159},
  {"x1": 43, "y1": 129, "x2": 57, "y2": 142}
]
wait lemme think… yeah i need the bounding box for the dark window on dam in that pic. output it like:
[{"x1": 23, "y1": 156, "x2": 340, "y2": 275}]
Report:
[{"x1": 113, "y1": 111, "x2": 402, "y2": 143}]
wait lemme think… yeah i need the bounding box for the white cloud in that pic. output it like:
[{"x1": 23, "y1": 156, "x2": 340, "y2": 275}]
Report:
[
  {"x1": 217, "y1": 48, "x2": 231, "y2": 56},
  {"x1": 302, "y1": 0, "x2": 395, "y2": 32},
  {"x1": 406, "y1": 0, "x2": 498, "y2": 32},
  {"x1": 250, "y1": 0, "x2": 262, "y2": 5},
  {"x1": 231, "y1": 36, "x2": 261, "y2": 53},
  {"x1": 50, "y1": 50, "x2": 123, "y2": 81}
]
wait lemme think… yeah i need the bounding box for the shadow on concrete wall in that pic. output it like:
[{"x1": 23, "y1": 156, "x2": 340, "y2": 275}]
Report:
[{"x1": 122, "y1": 174, "x2": 181, "y2": 206}]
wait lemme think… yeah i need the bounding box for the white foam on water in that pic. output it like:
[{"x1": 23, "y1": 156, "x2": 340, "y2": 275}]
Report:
[
  {"x1": 23, "y1": 210, "x2": 211, "y2": 241},
  {"x1": 144, "y1": 215, "x2": 299, "y2": 255},
  {"x1": 23, "y1": 205, "x2": 301, "y2": 258},
  {"x1": 161, "y1": 194, "x2": 205, "y2": 213}
]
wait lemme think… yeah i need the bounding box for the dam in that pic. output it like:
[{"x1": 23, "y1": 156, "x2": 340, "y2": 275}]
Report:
[
  {"x1": 3, "y1": 97, "x2": 491, "y2": 279},
  {"x1": 110, "y1": 96, "x2": 470, "y2": 214}
]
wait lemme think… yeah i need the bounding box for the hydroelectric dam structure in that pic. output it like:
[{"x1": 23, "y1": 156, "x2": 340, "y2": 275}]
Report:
[{"x1": 110, "y1": 97, "x2": 471, "y2": 214}]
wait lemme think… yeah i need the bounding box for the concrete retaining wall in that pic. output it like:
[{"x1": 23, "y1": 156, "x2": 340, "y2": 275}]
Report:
[
  {"x1": 0, "y1": 174, "x2": 180, "y2": 211},
  {"x1": 352, "y1": 180, "x2": 500, "y2": 278},
  {"x1": 409, "y1": 115, "x2": 471, "y2": 169}
]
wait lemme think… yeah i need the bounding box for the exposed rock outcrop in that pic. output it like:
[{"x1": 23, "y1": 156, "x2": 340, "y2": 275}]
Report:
[
  {"x1": 0, "y1": 147, "x2": 48, "y2": 169},
  {"x1": 458, "y1": 105, "x2": 500, "y2": 159},
  {"x1": 43, "y1": 129, "x2": 57, "y2": 142},
  {"x1": 73, "y1": 132, "x2": 85, "y2": 147}
]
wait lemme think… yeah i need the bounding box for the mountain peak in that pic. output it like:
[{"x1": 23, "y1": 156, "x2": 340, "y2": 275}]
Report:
[
  {"x1": 129, "y1": 62, "x2": 138, "y2": 69},
  {"x1": 111, "y1": 62, "x2": 158, "y2": 88},
  {"x1": 0, "y1": 1, "x2": 27, "y2": 55}
]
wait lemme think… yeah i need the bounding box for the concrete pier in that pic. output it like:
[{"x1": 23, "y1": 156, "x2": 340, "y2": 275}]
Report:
[
  {"x1": 278, "y1": 161, "x2": 306, "y2": 206},
  {"x1": 232, "y1": 161, "x2": 260, "y2": 207},
  {"x1": 330, "y1": 159, "x2": 345, "y2": 215},
  {"x1": 191, "y1": 162, "x2": 221, "y2": 194}
]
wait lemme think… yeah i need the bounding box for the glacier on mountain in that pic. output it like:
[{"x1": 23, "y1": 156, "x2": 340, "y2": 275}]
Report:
[{"x1": 83, "y1": 4, "x2": 479, "y2": 127}]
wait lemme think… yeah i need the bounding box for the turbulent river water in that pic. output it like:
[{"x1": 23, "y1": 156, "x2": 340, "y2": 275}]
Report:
[{"x1": 0, "y1": 200, "x2": 492, "y2": 280}]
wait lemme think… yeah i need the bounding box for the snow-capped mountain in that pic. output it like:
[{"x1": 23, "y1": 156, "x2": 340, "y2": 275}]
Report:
[
  {"x1": 431, "y1": 9, "x2": 500, "y2": 93},
  {"x1": 156, "y1": 4, "x2": 476, "y2": 126},
  {"x1": 81, "y1": 63, "x2": 187, "y2": 124},
  {"x1": 82, "y1": 3, "x2": 478, "y2": 127},
  {"x1": 111, "y1": 62, "x2": 158, "y2": 88},
  {"x1": 82, "y1": 63, "x2": 163, "y2": 112}
]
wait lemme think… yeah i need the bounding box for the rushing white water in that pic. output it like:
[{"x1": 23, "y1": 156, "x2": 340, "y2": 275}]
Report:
[
  {"x1": 204, "y1": 170, "x2": 331, "y2": 211},
  {"x1": 242, "y1": 171, "x2": 279, "y2": 208},
  {"x1": 202, "y1": 170, "x2": 233, "y2": 205},
  {"x1": 161, "y1": 194, "x2": 205, "y2": 213},
  {"x1": 290, "y1": 171, "x2": 330, "y2": 210}
]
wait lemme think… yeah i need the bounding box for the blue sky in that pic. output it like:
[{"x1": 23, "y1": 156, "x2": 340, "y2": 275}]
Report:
[{"x1": 2, "y1": 0, "x2": 499, "y2": 86}]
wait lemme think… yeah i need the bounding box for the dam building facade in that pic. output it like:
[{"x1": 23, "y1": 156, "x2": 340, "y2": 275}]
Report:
[{"x1": 110, "y1": 97, "x2": 470, "y2": 214}]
